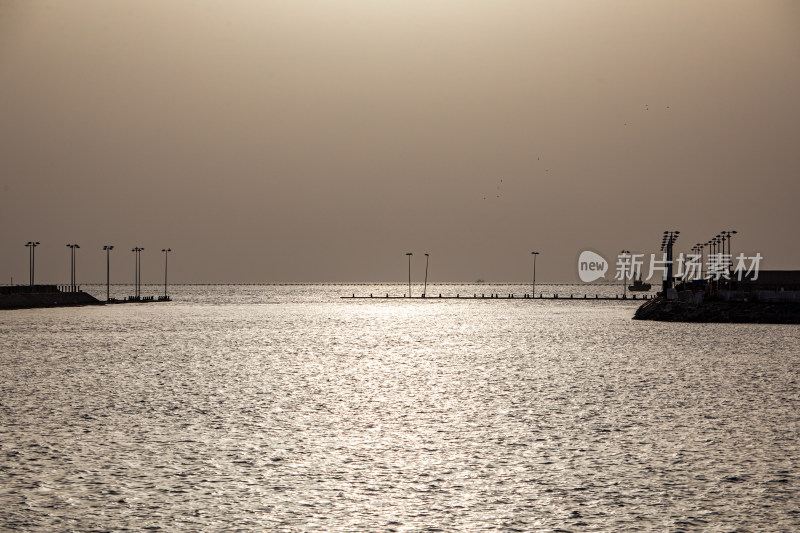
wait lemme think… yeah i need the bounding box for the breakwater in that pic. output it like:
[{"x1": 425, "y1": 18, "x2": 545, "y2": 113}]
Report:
[
  {"x1": 342, "y1": 293, "x2": 652, "y2": 301},
  {"x1": 0, "y1": 286, "x2": 170, "y2": 310},
  {"x1": 0, "y1": 289, "x2": 102, "y2": 310},
  {"x1": 634, "y1": 296, "x2": 800, "y2": 324}
]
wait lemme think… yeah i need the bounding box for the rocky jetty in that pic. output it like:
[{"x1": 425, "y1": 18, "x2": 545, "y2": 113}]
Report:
[
  {"x1": 0, "y1": 290, "x2": 101, "y2": 310},
  {"x1": 634, "y1": 296, "x2": 800, "y2": 324}
]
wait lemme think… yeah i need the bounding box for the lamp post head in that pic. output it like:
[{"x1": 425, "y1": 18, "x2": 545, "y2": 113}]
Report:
[
  {"x1": 406, "y1": 252, "x2": 412, "y2": 256},
  {"x1": 162, "y1": 248, "x2": 171, "y2": 253}
]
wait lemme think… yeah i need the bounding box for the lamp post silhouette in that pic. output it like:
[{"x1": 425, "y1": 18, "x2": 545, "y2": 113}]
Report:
[
  {"x1": 661, "y1": 231, "x2": 680, "y2": 291},
  {"x1": 138, "y1": 247, "x2": 144, "y2": 298},
  {"x1": 531, "y1": 251, "x2": 539, "y2": 298},
  {"x1": 103, "y1": 245, "x2": 114, "y2": 301},
  {"x1": 710, "y1": 235, "x2": 722, "y2": 289},
  {"x1": 423, "y1": 253, "x2": 429, "y2": 298},
  {"x1": 721, "y1": 230, "x2": 737, "y2": 276},
  {"x1": 723, "y1": 231, "x2": 736, "y2": 257},
  {"x1": 131, "y1": 248, "x2": 137, "y2": 298},
  {"x1": 132, "y1": 247, "x2": 144, "y2": 298},
  {"x1": 620, "y1": 250, "x2": 630, "y2": 299},
  {"x1": 161, "y1": 248, "x2": 171, "y2": 299},
  {"x1": 720, "y1": 230, "x2": 738, "y2": 259},
  {"x1": 405, "y1": 252, "x2": 412, "y2": 297},
  {"x1": 693, "y1": 244, "x2": 704, "y2": 281},
  {"x1": 695, "y1": 243, "x2": 704, "y2": 277},
  {"x1": 25, "y1": 241, "x2": 40, "y2": 287},
  {"x1": 66, "y1": 244, "x2": 80, "y2": 292}
]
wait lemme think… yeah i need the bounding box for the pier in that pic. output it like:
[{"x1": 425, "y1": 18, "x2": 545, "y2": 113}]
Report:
[
  {"x1": 0, "y1": 285, "x2": 170, "y2": 310},
  {"x1": 342, "y1": 293, "x2": 652, "y2": 301},
  {"x1": 8, "y1": 240, "x2": 174, "y2": 310}
]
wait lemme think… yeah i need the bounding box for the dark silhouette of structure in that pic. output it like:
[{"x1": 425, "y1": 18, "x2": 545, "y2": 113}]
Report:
[
  {"x1": 161, "y1": 248, "x2": 171, "y2": 300},
  {"x1": 406, "y1": 252, "x2": 412, "y2": 297},
  {"x1": 66, "y1": 243, "x2": 80, "y2": 292},
  {"x1": 104, "y1": 245, "x2": 114, "y2": 301},
  {"x1": 132, "y1": 247, "x2": 144, "y2": 299},
  {"x1": 661, "y1": 231, "x2": 679, "y2": 293},
  {"x1": 423, "y1": 253, "x2": 429, "y2": 297},
  {"x1": 25, "y1": 241, "x2": 40, "y2": 286}
]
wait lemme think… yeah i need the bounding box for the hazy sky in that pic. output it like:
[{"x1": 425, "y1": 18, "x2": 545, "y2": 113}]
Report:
[{"x1": 1, "y1": 0, "x2": 798, "y2": 284}]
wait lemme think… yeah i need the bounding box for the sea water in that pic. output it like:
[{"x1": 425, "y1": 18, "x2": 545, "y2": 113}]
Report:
[{"x1": 1, "y1": 284, "x2": 798, "y2": 531}]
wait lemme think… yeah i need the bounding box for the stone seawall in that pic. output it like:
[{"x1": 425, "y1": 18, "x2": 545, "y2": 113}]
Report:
[
  {"x1": 0, "y1": 291, "x2": 102, "y2": 310},
  {"x1": 634, "y1": 297, "x2": 800, "y2": 324}
]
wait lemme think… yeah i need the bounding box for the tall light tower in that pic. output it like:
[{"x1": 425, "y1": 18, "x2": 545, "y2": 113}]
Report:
[
  {"x1": 692, "y1": 244, "x2": 703, "y2": 282},
  {"x1": 132, "y1": 247, "x2": 144, "y2": 298},
  {"x1": 423, "y1": 253, "x2": 429, "y2": 298},
  {"x1": 103, "y1": 245, "x2": 114, "y2": 301},
  {"x1": 138, "y1": 247, "x2": 144, "y2": 298},
  {"x1": 25, "y1": 241, "x2": 40, "y2": 287},
  {"x1": 161, "y1": 248, "x2": 171, "y2": 299},
  {"x1": 721, "y1": 230, "x2": 737, "y2": 277},
  {"x1": 66, "y1": 244, "x2": 80, "y2": 292},
  {"x1": 132, "y1": 248, "x2": 137, "y2": 298},
  {"x1": 661, "y1": 231, "x2": 680, "y2": 291},
  {"x1": 405, "y1": 252, "x2": 412, "y2": 297},
  {"x1": 531, "y1": 251, "x2": 539, "y2": 298},
  {"x1": 684, "y1": 242, "x2": 703, "y2": 281}
]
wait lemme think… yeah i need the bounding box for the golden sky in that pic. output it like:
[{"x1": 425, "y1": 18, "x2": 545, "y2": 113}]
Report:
[{"x1": 1, "y1": 0, "x2": 798, "y2": 283}]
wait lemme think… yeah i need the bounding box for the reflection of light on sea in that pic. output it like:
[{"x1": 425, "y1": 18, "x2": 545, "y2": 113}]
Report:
[{"x1": 0, "y1": 284, "x2": 797, "y2": 531}]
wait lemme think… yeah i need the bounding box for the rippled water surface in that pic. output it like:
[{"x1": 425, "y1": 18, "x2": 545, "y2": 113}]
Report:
[{"x1": 1, "y1": 284, "x2": 798, "y2": 531}]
